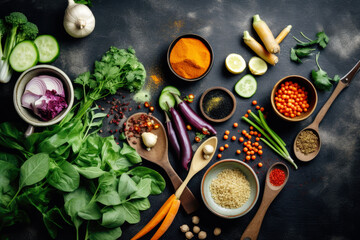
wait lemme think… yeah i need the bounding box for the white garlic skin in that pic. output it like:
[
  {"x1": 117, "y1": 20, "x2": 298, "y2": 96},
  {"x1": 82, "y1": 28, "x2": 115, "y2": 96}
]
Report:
[
  {"x1": 141, "y1": 132, "x2": 158, "y2": 149},
  {"x1": 64, "y1": 0, "x2": 95, "y2": 38}
]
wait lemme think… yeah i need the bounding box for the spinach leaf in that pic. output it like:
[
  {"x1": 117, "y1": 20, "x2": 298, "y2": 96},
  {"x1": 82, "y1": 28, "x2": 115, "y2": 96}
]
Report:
[
  {"x1": 118, "y1": 202, "x2": 140, "y2": 224},
  {"x1": 130, "y1": 198, "x2": 151, "y2": 211},
  {"x1": 129, "y1": 178, "x2": 152, "y2": 200},
  {"x1": 96, "y1": 172, "x2": 121, "y2": 206},
  {"x1": 17, "y1": 185, "x2": 50, "y2": 213},
  {"x1": 88, "y1": 223, "x2": 122, "y2": 240},
  {"x1": 20, "y1": 153, "x2": 49, "y2": 188},
  {"x1": 101, "y1": 136, "x2": 132, "y2": 171},
  {"x1": 101, "y1": 206, "x2": 126, "y2": 228},
  {"x1": 120, "y1": 143, "x2": 141, "y2": 164},
  {"x1": 128, "y1": 166, "x2": 166, "y2": 195},
  {"x1": 43, "y1": 207, "x2": 71, "y2": 239},
  {"x1": 74, "y1": 135, "x2": 102, "y2": 168},
  {"x1": 47, "y1": 161, "x2": 80, "y2": 192},
  {"x1": 0, "y1": 160, "x2": 19, "y2": 207},
  {"x1": 117, "y1": 173, "x2": 137, "y2": 201},
  {"x1": 78, "y1": 201, "x2": 101, "y2": 220},
  {"x1": 74, "y1": 166, "x2": 105, "y2": 179}
]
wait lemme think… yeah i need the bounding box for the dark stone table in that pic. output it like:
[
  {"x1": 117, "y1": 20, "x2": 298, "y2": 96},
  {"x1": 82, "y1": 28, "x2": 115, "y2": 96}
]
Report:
[{"x1": 1, "y1": 0, "x2": 360, "y2": 239}]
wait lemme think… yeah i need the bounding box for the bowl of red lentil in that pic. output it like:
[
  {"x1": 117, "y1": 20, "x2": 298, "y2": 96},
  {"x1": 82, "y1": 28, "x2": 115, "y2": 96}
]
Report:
[
  {"x1": 201, "y1": 159, "x2": 260, "y2": 219},
  {"x1": 167, "y1": 34, "x2": 214, "y2": 82},
  {"x1": 271, "y1": 75, "x2": 318, "y2": 122}
]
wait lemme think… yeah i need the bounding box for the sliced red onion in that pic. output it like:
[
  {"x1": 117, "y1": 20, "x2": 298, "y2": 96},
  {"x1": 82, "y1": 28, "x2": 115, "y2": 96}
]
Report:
[
  {"x1": 38, "y1": 75, "x2": 65, "y2": 97},
  {"x1": 21, "y1": 90, "x2": 41, "y2": 109},
  {"x1": 24, "y1": 76, "x2": 48, "y2": 96}
]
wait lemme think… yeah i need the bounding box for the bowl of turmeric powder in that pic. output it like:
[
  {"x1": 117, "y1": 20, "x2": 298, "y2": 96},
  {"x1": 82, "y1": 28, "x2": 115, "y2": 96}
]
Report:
[{"x1": 167, "y1": 34, "x2": 214, "y2": 81}]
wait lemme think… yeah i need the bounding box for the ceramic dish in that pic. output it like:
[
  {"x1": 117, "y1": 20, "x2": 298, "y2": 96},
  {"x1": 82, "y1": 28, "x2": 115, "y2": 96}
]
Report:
[
  {"x1": 271, "y1": 75, "x2": 317, "y2": 122},
  {"x1": 201, "y1": 159, "x2": 260, "y2": 219},
  {"x1": 199, "y1": 86, "x2": 236, "y2": 123},
  {"x1": 167, "y1": 33, "x2": 214, "y2": 81},
  {"x1": 13, "y1": 65, "x2": 74, "y2": 136}
]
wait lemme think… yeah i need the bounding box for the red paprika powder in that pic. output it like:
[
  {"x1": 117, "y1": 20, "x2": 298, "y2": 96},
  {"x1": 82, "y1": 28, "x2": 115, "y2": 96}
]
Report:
[{"x1": 269, "y1": 168, "x2": 286, "y2": 186}]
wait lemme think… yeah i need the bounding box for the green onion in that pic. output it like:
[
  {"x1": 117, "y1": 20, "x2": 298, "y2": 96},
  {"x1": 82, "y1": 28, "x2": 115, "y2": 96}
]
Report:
[{"x1": 242, "y1": 110, "x2": 298, "y2": 169}]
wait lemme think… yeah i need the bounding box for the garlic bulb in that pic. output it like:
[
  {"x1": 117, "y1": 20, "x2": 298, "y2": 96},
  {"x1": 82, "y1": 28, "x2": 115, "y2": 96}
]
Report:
[
  {"x1": 64, "y1": 0, "x2": 95, "y2": 38},
  {"x1": 141, "y1": 132, "x2": 158, "y2": 150}
]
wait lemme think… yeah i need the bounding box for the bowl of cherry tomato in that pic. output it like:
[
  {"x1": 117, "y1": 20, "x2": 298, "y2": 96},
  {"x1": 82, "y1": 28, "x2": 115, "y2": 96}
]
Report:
[{"x1": 271, "y1": 75, "x2": 317, "y2": 122}]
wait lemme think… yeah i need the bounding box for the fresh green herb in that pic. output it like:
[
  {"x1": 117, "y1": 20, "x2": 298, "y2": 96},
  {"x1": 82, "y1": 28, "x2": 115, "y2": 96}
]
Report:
[
  {"x1": 312, "y1": 52, "x2": 340, "y2": 91},
  {"x1": 242, "y1": 110, "x2": 298, "y2": 169},
  {"x1": 75, "y1": 0, "x2": 93, "y2": 7},
  {"x1": 0, "y1": 47, "x2": 164, "y2": 240},
  {"x1": 316, "y1": 31, "x2": 329, "y2": 48},
  {"x1": 290, "y1": 47, "x2": 316, "y2": 63}
]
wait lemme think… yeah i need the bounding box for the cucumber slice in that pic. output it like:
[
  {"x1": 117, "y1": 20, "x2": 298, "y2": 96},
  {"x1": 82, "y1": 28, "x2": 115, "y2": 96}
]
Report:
[
  {"x1": 34, "y1": 35, "x2": 59, "y2": 63},
  {"x1": 159, "y1": 91, "x2": 176, "y2": 111},
  {"x1": 234, "y1": 74, "x2": 257, "y2": 98},
  {"x1": 161, "y1": 85, "x2": 181, "y2": 96},
  {"x1": 9, "y1": 40, "x2": 39, "y2": 72}
]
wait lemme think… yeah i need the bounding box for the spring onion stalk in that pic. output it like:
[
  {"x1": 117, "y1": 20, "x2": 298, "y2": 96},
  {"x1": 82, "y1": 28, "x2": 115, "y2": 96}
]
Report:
[{"x1": 242, "y1": 110, "x2": 298, "y2": 169}]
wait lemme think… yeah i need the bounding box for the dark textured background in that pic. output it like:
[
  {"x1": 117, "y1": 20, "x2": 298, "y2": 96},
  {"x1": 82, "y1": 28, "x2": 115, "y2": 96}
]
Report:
[{"x1": 1, "y1": 0, "x2": 360, "y2": 239}]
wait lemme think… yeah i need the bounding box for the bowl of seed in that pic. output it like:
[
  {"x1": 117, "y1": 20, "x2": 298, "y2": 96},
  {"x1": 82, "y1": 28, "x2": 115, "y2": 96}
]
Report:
[{"x1": 201, "y1": 159, "x2": 260, "y2": 218}]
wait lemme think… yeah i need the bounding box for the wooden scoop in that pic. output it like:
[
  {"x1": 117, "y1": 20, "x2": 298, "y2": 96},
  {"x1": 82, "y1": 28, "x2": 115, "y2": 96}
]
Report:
[
  {"x1": 294, "y1": 60, "x2": 360, "y2": 162},
  {"x1": 175, "y1": 136, "x2": 218, "y2": 199},
  {"x1": 125, "y1": 112, "x2": 199, "y2": 214},
  {"x1": 240, "y1": 162, "x2": 289, "y2": 240}
]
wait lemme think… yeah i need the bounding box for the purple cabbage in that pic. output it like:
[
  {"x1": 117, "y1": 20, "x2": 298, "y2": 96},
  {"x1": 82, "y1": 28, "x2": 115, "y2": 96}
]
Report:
[{"x1": 32, "y1": 90, "x2": 68, "y2": 121}]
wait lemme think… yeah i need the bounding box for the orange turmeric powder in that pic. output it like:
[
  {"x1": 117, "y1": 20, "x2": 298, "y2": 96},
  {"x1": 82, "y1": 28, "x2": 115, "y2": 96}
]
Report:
[{"x1": 169, "y1": 38, "x2": 211, "y2": 79}]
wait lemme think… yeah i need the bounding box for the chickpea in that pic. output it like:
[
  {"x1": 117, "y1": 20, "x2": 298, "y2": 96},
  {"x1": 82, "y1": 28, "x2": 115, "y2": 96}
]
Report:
[
  {"x1": 193, "y1": 226, "x2": 200, "y2": 234},
  {"x1": 213, "y1": 227, "x2": 221, "y2": 236},
  {"x1": 192, "y1": 216, "x2": 200, "y2": 225},
  {"x1": 198, "y1": 231, "x2": 207, "y2": 239},
  {"x1": 180, "y1": 224, "x2": 190, "y2": 233},
  {"x1": 185, "y1": 231, "x2": 194, "y2": 239}
]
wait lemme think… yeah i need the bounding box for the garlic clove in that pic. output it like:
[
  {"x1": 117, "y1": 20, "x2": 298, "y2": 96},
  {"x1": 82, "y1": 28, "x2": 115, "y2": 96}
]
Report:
[
  {"x1": 64, "y1": 0, "x2": 95, "y2": 38},
  {"x1": 141, "y1": 132, "x2": 158, "y2": 149}
]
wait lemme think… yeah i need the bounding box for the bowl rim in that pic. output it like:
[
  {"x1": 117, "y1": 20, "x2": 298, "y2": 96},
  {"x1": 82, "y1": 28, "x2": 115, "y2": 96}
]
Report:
[
  {"x1": 167, "y1": 33, "x2": 214, "y2": 82},
  {"x1": 270, "y1": 75, "x2": 318, "y2": 122},
  {"x1": 201, "y1": 159, "x2": 260, "y2": 218},
  {"x1": 13, "y1": 64, "x2": 74, "y2": 127},
  {"x1": 199, "y1": 86, "x2": 236, "y2": 123}
]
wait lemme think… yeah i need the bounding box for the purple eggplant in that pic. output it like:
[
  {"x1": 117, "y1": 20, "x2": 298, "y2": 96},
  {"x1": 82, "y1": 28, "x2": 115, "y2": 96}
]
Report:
[
  {"x1": 168, "y1": 105, "x2": 192, "y2": 170},
  {"x1": 164, "y1": 110, "x2": 181, "y2": 160},
  {"x1": 172, "y1": 93, "x2": 217, "y2": 135}
]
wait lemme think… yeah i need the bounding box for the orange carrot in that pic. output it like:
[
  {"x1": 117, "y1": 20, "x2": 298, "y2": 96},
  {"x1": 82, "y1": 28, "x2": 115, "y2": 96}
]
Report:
[
  {"x1": 275, "y1": 25, "x2": 292, "y2": 44},
  {"x1": 150, "y1": 199, "x2": 181, "y2": 240},
  {"x1": 131, "y1": 194, "x2": 176, "y2": 240},
  {"x1": 252, "y1": 14, "x2": 280, "y2": 53},
  {"x1": 243, "y1": 31, "x2": 278, "y2": 66}
]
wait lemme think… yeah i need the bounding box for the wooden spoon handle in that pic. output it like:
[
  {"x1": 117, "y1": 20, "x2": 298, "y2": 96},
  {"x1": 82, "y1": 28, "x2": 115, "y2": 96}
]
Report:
[
  {"x1": 312, "y1": 81, "x2": 347, "y2": 127},
  {"x1": 163, "y1": 164, "x2": 199, "y2": 214},
  {"x1": 240, "y1": 196, "x2": 273, "y2": 240}
]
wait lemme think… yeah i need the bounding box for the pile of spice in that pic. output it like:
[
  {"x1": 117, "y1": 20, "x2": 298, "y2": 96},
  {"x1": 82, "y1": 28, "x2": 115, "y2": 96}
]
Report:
[
  {"x1": 210, "y1": 168, "x2": 250, "y2": 209},
  {"x1": 202, "y1": 89, "x2": 234, "y2": 120},
  {"x1": 269, "y1": 168, "x2": 286, "y2": 186},
  {"x1": 295, "y1": 129, "x2": 319, "y2": 155},
  {"x1": 169, "y1": 37, "x2": 211, "y2": 79},
  {"x1": 274, "y1": 81, "x2": 310, "y2": 118},
  {"x1": 125, "y1": 113, "x2": 159, "y2": 144}
]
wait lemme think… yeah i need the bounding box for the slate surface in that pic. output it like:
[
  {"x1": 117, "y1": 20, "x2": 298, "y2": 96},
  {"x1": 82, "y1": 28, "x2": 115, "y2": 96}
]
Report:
[{"x1": 1, "y1": 0, "x2": 360, "y2": 239}]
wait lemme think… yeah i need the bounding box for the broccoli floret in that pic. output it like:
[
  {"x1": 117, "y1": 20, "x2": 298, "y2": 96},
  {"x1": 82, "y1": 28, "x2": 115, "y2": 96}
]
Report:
[
  {"x1": 16, "y1": 22, "x2": 39, "y2": 43},
  {"x1": 4, "y1": 12, "x2": 27, "y2": 28},
  {"x1": 0, "y1": 19, "x2": 7, "y2": 57}
]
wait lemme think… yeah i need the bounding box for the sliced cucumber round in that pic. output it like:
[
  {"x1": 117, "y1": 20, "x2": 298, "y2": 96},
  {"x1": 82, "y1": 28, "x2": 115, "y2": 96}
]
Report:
[
  {"x1": 161, "y1": 85, "x2": 181, "y2": 96},
  {"x1": 159, "y1": 91, "x2": 176, "y2": 111},
  {"x1": 234, "y1": 74, "x2": 257, "y2": 98},
  {"x1": 34, "y1": 35, "x2": 59, "y2": 63},
  {"x1": 9, "y1": 40, "x2": 39, "y2": 72}
]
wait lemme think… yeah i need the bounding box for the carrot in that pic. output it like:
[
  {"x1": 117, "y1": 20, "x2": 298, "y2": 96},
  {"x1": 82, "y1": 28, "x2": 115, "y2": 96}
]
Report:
[
  {"x1": 275, "y1": 25, "x2": 292, "y2": 44},
  {"x1": 150, "y1": 199, "x2": 181, "y2": 240},
  {"x1": 131, "y1": 194, "x2": 176, "y2": 240},
  {"x1": 243, "y1": 31, "x2": 278, "y2": 66},
  {"x1": 252, "y1": 14, "x2": 280, "y2": 53}
]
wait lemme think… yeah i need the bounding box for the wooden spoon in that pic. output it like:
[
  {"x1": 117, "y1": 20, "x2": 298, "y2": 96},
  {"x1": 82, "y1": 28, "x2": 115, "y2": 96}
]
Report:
[
  {"x1": 294, "y1": 60, "x2": 360, "y2": 162},
  {"x1": 175, "y1": 136, "x2": 218, "y2": 199},
  {"x1": 240, "y1": 162, "x2": 289, "y2": 240},
  {"x1": 125, "y1": 112, "x2": 199, "y2": 214}
]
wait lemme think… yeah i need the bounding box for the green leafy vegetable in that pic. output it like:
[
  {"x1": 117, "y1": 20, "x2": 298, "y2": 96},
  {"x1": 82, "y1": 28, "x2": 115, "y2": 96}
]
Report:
[
  {"x1": 75, "y1": 0, "x2": 93, "y2": 7},
  {"x1": 316, "y1": 31, "x2": 329, "y2": 48},
  {"x1": 312, "y1": 52, "x2": 339, "y2": 91},
  {"x1": 290, "y1": 47, "x2": 316, "y2": 63}
]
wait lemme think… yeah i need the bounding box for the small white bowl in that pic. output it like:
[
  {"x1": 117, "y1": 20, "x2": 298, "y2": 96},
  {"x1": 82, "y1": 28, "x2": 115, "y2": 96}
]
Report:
[
  {"x1": 201, "y1": 159, "x2": 260, "y2": 218},
  {"x1": 13, "y1": 65, "x2": 74, "y2": 136}
]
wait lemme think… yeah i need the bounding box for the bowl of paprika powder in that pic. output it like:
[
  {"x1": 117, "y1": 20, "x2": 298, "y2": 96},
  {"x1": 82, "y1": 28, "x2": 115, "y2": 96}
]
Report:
[{"x1": 167, "y1": 34, "x2": 214, "y2": 81}]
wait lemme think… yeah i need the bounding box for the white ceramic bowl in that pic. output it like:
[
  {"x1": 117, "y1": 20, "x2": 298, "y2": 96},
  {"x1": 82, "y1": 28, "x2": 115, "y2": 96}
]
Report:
[
  {"x1": 13, "y1": 65, "x2": 74, "y2": 136},
  {"x1": 201, "y1": 159, "x2": 260, "y2": 218}
]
